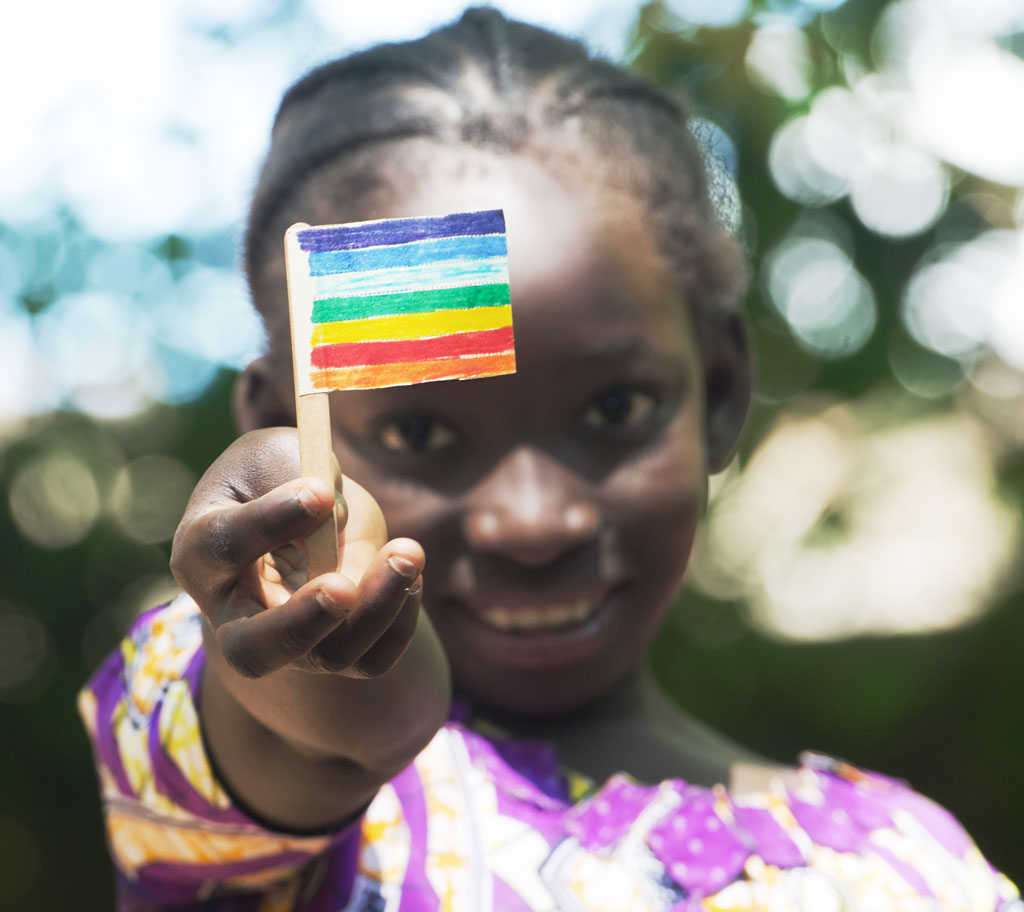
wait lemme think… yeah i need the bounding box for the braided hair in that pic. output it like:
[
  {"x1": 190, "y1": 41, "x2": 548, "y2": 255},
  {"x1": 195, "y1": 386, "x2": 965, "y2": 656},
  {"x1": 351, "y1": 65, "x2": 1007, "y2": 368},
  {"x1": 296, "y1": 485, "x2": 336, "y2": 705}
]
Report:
[{"x1": 245, "y1": 7, "x2": 747, "y2": 374}]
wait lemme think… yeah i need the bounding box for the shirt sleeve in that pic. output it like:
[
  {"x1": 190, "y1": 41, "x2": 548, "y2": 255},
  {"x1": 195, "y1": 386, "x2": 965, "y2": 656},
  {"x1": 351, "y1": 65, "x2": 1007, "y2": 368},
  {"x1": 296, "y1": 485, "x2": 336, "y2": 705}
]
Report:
[{"x1": 78, "y1": 594, "x2": 357, "y2": 907}]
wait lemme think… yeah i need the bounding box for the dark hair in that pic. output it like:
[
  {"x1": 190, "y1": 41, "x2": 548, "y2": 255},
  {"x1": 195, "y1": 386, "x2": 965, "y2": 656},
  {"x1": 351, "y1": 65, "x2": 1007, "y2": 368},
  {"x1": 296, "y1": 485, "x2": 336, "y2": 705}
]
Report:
[{"x1": 245, "y1": 7, "x2": 747, "y2": 372}]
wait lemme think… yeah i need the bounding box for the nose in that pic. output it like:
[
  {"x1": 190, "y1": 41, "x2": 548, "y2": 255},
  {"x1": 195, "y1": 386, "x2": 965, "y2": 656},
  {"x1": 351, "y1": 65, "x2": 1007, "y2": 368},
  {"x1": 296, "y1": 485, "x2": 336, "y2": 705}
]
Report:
[{"x1": 462, "y1": 447, "x2": 601, "y2": 566}]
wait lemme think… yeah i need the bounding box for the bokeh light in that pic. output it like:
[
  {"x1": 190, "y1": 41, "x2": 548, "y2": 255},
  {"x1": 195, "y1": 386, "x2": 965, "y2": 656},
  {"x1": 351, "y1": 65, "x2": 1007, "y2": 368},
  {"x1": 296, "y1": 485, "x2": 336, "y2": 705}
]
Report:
[
  {"x1": 763, "y1": 234, "x2": 877, "y2": 358},
  {"x1": 745, "y1": 23, "x2": 813, "y2": 101},
  {"x1": 768, "y1": 116, "x2": 848, "y2": 206},
  {"x1": 0, "y1": 604, "x2": 53, "y2": 701},
  {"x1": 849, "y1": 145, "x2": 948, "y2": 237},
  {"x1": 109, "y1": 455, "x2": 196, "y2": 544},
  {"x1": 902, "y1": 230, "x2": 1024, "y2": 367},
  {"x1": 887, "y1": 334, "x2": 965, "y2": 400},
  {"x1": 34, "y1": 292, "x2": 154, "y2": 419},
  {"x1": 8, "y1": 450, "x2": 101, "y2": 549},
  {"x1": 966, "y1": 356, "x2": 1024, "y2": 450},
  {"x1": 0, "y1": 309, "x2": 53, "y2": 427},
  {"x1": 691, "y1": 401, "x2": 1018, "y2": 640}
]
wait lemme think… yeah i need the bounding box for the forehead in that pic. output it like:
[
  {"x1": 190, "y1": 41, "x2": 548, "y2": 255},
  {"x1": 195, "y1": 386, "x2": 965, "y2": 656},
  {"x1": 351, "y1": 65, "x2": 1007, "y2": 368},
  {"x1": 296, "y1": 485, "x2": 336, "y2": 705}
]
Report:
[
  {"x1": 319, "y1": 152, "x2": 701, "y2": 426},
  {"x1": 354, "y1": 149, "x2": 696, "y2": 345}
]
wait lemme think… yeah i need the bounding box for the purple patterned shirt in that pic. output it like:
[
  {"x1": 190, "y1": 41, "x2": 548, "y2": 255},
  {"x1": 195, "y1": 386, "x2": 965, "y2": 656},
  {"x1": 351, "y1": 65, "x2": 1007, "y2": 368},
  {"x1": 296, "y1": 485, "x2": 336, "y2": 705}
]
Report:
[{"x1": 79, "y1": 595, "x2": 1019, "y2": 911}]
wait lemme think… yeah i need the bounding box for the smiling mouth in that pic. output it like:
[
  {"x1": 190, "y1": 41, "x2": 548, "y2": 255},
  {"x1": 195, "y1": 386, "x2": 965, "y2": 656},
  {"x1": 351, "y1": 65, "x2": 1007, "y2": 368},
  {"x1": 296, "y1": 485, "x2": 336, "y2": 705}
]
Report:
[{"x1": 472, "y1": 597, "x2": 604, "y2": 633}]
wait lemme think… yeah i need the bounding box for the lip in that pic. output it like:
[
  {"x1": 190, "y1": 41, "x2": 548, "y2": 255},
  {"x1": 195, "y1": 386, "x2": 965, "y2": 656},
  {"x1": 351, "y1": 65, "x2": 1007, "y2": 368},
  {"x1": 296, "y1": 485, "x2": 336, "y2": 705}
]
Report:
[{"x1": 441, "y1": 583, "x2": 629, "y2": 670}]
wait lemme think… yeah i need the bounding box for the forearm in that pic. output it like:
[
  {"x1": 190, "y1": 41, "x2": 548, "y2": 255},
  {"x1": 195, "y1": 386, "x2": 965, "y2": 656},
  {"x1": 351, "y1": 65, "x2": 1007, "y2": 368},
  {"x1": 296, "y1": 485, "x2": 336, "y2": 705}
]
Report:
[{"x1": 200, "y1": 613, "x2": 451, "y2": 830}]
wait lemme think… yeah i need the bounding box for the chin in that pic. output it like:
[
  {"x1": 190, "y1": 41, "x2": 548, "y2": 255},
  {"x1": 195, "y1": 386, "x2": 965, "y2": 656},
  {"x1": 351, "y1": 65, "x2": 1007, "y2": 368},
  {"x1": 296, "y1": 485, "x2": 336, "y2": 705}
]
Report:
[{"x1": 452, "y1": 658, "x2": 629, "y2": 720}]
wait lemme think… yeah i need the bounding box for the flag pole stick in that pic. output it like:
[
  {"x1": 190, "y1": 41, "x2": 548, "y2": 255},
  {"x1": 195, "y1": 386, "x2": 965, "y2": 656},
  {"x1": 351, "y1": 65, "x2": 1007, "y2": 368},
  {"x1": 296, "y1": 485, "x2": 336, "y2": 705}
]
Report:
[{"x1": 285, "y1": 223, "x2": 339, "y2": 579}]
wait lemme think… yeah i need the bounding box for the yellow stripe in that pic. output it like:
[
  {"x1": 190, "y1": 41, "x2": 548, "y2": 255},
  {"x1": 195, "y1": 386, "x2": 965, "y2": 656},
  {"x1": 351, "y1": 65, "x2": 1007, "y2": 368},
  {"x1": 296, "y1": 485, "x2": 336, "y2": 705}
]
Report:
[{"x1": 311, "y1": 305, "x2": 512, "y2": 345}]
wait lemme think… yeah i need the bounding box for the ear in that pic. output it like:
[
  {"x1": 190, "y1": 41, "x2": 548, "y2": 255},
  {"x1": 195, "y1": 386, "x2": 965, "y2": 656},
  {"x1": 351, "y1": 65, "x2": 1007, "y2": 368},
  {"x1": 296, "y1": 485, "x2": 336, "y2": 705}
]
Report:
[
  {"x1": 233, "y1": 357, "x2": 296, "y2": 433},
  {"x1": 702, "y1": 311, "x2": 753, "y2": 473}
]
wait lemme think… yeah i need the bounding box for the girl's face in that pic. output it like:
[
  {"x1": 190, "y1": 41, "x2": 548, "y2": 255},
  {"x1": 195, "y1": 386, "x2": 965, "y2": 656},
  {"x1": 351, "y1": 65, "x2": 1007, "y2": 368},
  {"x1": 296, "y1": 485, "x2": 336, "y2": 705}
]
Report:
[{"x1": 322, "y1": 155, "x2": 711, "y2": 715}]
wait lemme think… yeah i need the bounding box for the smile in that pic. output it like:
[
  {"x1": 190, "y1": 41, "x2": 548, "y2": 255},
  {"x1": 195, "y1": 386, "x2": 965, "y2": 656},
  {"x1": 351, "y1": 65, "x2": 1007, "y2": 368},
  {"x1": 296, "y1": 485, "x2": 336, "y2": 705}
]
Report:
[
  {"x1": 474, "y1": 598, "x2": 601, "y2": 632},
  {"x1": 440, "y1": 583, "x2": 633, "y2": 670}
]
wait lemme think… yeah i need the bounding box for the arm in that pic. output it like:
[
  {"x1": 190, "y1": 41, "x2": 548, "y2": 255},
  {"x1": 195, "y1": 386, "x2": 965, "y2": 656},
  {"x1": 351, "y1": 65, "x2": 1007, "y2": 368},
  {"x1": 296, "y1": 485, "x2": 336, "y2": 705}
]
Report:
[{"x1": 170, "y1": 428, "x2": 451, "y2": 831}]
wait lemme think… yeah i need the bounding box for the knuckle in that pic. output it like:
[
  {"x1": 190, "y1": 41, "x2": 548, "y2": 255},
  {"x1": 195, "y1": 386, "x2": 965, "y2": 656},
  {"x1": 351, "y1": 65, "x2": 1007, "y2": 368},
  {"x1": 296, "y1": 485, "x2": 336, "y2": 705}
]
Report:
[
  {"x1": 270, "y1": 623, "x2": 313, "y2": 661},
  {"x1": 224, "y1": 646, "x2": 272, "y2": 679},
  {"x1": 304, "y1": 650, "x2": 344, "y2": 675},
  {"x1": 167, "y1": 542, "x2": 190, "y2": 588},
  {"x1": 219, "y1": 624, "x2": 273, "y2": 679},
  {"x1": 204, "y1": 511, "x2": 246, "y2": 569},
  {"x1": 308, "y1": 642, "x2": 359, "y2": 676},
  {"x1": 353, "y1": 653, "x2": 394, "y2": 678}
]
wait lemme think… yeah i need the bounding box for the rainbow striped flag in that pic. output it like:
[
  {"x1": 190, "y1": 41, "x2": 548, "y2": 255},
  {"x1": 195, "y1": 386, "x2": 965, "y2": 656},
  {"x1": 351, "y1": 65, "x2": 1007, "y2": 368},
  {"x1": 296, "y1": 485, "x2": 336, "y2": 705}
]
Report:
[{"x1": 285, "y1": 210, "x2": 515, "y2": 394}]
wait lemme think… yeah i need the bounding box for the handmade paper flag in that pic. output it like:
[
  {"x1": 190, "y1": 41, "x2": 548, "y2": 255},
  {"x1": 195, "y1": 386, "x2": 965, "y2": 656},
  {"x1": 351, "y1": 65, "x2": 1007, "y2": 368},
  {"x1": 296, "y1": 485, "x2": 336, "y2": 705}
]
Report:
[
  {"x1": 283, "y1": 209, "x2": 515, "y2": 576},
  {"x1": 284, "y1": 209, "x2": 515, "y2": 394}
]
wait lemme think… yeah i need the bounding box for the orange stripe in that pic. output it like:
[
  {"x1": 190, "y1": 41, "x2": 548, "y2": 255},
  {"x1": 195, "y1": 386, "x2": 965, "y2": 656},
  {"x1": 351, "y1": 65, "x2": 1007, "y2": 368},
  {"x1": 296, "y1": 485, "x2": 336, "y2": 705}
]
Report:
[{"x1": 310, "y1": 352, "x2": 516, "y2": 391}]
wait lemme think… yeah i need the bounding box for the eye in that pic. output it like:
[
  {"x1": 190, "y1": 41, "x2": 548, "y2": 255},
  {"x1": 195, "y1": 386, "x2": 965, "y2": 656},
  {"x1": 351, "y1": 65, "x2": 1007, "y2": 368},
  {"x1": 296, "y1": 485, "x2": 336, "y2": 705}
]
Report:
[
  {"x1": 376, "y1": 414, "x2": 457, "y2": 455},
  {"x1": 582, "y1": 387, "x2": 659, "y2": 430}
]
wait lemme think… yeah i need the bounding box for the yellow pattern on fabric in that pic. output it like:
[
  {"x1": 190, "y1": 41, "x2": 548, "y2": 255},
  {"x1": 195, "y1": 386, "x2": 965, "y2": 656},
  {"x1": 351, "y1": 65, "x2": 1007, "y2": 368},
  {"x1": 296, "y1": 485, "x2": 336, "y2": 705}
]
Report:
[
  {"x1": 85, "y1": 595, "x2": 336, "y2": 894},
  {"x1": 255, "y1": 878, "x2": 303, "y2": 912},
  {"x1": 357, "y1": 783, "x2": 410, "y2": 885},
  {"x1": 106, "y1": 809, "x2": 327, "y2": 887},
  {"x1": 78, "y1": 688, "x2": 98, "y2": 739},
  {"x1": 416, "y1": 730, "x2": 476, "y2": 911},
  {"x1": 708, "y1": 766, "x2": 1015, "y2": 912},
  {"x1": 159, "y1": 678, "x2": 231, "y2": 809}
]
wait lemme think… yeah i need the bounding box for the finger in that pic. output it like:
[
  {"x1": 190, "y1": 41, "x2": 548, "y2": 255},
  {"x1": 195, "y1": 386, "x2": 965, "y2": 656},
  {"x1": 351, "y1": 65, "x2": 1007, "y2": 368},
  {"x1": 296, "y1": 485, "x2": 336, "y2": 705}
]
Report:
[
  {"x1": 353, "y1": 580, "x2": 422, "y2": 678},
  {"x1": 215, "y1": 573, "x2": 357, "y2": 678},
  {"x1": 310, "y1": 540, "x2": 424, "y2": 673},
  {"x1": 260, "y1": 544, "x2": 308, "y2": 587},
  {"x1": 173, "y1": 478, "x2": 335, "y2": 596}
]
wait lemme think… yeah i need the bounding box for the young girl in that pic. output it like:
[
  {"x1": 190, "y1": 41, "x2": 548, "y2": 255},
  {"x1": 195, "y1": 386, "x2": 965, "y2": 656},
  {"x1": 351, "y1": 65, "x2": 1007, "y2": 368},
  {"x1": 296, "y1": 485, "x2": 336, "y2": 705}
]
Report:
[{"x1": 79, "y1": 9, "x2": 1018, "y2": 911}]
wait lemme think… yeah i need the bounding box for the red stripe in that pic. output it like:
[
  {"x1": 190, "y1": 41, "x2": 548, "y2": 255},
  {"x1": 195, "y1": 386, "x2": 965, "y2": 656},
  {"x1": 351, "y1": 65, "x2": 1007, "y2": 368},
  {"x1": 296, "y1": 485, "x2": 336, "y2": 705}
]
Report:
[
  {"x1": 310, "y1": 352, "x2": 516, "y2": 390},
  {"x1": 311, "y1": 325, "x2": 514, "y2": 369}
]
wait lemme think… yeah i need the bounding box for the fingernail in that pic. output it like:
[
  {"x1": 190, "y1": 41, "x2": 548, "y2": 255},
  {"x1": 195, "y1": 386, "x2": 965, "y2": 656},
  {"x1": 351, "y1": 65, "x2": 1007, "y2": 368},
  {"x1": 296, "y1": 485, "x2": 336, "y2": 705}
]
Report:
[
  {"x1": 296, "y1": 484, "x2": 321, "y2": 513},
  {"x1": 388, "y1": 554, "x2": 419, "y2": 578},
  {"x1": 407, "y1": 579, "x2": 422, "y2": 597},
  {"x1": 316, "y1": 589, "x2": 339, "y2": 609}
]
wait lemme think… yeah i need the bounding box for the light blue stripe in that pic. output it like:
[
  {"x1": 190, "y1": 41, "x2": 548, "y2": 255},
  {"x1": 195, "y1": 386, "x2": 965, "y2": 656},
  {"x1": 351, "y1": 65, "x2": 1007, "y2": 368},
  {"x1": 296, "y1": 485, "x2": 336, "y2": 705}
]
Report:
[
  {"x1": 308, "y1": 234, "x2": 508, "y2": 276},
  {"x1": 312, "y1": 258, "x2": 509, "y2": 298}
]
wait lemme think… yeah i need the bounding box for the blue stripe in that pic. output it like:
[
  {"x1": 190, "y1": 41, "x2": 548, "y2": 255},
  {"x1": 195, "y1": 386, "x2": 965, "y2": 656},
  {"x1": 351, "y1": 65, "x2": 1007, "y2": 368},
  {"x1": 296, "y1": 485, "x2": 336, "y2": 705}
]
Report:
[
  {"x1": 298, "y1": 210, "x2": 506, "y2": 252},
  {"x1": 312, "y1": 258, "x2": 509, "y2": 298},
  {"x1": 308, "y1": 234, "x2": 508, "y2": 277}
]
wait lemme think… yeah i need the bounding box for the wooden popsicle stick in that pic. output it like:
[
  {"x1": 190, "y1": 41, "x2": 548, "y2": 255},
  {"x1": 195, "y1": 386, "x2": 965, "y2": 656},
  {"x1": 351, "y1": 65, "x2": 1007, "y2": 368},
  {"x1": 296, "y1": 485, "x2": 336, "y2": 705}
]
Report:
[
  {"x1": 285, "y1": 223, "x2": 339, "y2": 579},
  {"x1": 295, "y1": 392, "x2": 339, "y2": 578}
]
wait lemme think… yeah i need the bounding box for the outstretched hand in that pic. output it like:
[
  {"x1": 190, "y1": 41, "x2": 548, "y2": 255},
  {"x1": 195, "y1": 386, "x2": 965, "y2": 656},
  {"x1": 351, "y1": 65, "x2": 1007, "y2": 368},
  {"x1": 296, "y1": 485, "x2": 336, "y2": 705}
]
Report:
[{"x1": 170, "y1": 428, "x2": 425, "y2": 680}]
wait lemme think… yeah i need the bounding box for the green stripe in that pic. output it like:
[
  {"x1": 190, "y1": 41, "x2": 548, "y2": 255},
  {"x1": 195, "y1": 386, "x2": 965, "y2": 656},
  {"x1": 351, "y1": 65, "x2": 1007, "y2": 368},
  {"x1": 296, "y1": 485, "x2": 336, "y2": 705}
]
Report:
[{"x1": 311, "y1": 283, "x2": 510, "y2": 324}]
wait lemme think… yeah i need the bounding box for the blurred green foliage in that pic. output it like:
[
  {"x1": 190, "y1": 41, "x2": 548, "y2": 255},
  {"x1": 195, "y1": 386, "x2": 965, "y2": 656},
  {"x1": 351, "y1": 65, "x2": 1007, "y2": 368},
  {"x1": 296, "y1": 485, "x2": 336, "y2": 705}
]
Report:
[
  {"x1": 630, "y1": 0, "x2": 1024, "y2": 883},
  {"x1": 1, "y1": 2, "x2": 1021, "y2": 907}
]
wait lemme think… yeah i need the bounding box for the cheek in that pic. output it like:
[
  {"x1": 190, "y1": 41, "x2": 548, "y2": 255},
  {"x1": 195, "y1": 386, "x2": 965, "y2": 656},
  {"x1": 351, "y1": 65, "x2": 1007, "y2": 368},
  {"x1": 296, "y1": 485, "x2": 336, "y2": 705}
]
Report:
[
  {"x1": 607, "y1": 422, "x2": 707, "y2": 578},
  {"x1": 330, "y1": 438, "x2": 456, "y2": 549}
]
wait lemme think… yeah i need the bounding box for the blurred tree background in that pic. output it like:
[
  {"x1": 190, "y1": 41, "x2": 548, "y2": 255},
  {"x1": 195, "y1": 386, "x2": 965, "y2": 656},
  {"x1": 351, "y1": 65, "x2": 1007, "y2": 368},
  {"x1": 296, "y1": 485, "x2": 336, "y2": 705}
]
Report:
[{"x1": 1, "y1": 0, "x2": 1022, "y2": 907}]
